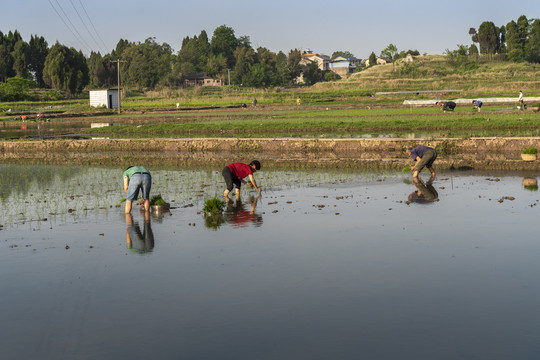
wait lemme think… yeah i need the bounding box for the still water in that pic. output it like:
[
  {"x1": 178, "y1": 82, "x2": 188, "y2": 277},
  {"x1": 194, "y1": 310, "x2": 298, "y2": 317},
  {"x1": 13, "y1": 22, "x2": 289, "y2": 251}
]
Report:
[{"x1": 1, "y1": 164, "x2": 539, "y2": 359}]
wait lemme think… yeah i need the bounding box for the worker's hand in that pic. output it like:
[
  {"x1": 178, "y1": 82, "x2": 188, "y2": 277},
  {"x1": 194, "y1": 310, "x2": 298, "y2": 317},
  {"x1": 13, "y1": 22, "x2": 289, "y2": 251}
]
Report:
[{"x1": 257, "y1": 186, "x2": 262, "y2": 192}]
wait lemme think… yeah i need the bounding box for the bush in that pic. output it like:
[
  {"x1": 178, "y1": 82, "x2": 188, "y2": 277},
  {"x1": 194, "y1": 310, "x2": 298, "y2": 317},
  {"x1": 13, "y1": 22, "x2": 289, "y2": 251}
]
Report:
[{"x1": 522, "y1": 147, "x2": 538, "y2": 154}]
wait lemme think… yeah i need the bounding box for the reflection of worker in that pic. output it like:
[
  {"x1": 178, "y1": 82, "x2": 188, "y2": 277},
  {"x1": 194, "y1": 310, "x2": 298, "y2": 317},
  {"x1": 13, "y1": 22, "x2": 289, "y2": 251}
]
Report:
[
  {"x1": 436, "y1": 101, "x2": 456, "y2": 112},
  {"x1": 222, "y1": 160, "x2": 261, "y2": 202},
  {"x1": 224, "y1": 195, "x2": 263, "y2": 228},
  {"x1": 407, "y1": 176, "x2": 439, "y2": 204},
  {"x1": 123, "y1": 166, "x2": 152, "y2": 213},
  {"x1": 125, "y1": 213, "x2": 154, "y2": 254},
  {"x1": 407, "y1": 146, "x2": 437, "y2": 178},
  {"x1": 472, "y1": 100, "x2": 483, "y2": 112}
]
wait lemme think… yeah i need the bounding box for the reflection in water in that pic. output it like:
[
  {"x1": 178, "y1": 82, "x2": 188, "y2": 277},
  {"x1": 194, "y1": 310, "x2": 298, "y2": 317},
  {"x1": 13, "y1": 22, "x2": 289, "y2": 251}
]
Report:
[
  {"x1": 522, "y1": 177, "x2": 538, "y2": 191},
  {"x1": 407, "y1": 176, "x2": 439, "y2": 204},
  {"x1": 204, "y1": 195, "x2": 263, "y2": 230},
  {"x1": 125, "y1": 213, "x2": 154, "y2": 254},
  {"x1": 224, "y1": 195, "x2": 263, "y2": 228}
]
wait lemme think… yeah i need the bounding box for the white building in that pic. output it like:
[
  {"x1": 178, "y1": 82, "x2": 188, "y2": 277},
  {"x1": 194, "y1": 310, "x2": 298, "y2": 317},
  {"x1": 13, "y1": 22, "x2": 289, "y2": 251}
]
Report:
[{"x1": 89, "y1": 89, "x2": 119, "y2": 109}]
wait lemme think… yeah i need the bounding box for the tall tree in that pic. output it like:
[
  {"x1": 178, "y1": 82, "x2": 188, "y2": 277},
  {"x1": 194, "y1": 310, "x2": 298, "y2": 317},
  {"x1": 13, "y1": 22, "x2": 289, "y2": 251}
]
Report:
[
  {"x1": 287, "y1": 49, "x2": 303, "y2": 80},
  {"x1": 526, "y1": 18, "x2": 540, "y2": 63},
  {"x1": 380, "y1": 44, "x2": 398, "y2": 60},
  {"x1": 43, "y1": 42, "x2": 89, "y2": 94},
  {"x1": 210, "y1": 25, "x2": 239, "y2": 69},
  {"x1": 28, "y1": 35, "x2": 48, "y2": 87},
  {"x1": 232, "y1": 46, "x2": 255, "y2": 85},
  {"x1": 477, "y1": 21, "x2": 500, "y2": 54},
  {"x1": 368, "y1": 52, "x2": 377, "y2": 66},
  {"x1": 12, "y1": 39, "x2": 29, "y2": 78}
]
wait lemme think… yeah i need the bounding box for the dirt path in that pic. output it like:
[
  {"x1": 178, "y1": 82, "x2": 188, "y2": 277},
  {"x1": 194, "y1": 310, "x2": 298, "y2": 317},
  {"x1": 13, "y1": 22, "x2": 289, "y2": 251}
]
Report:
[{"x1": 1, "y1": 137, "x2": 540, "y2": 170}]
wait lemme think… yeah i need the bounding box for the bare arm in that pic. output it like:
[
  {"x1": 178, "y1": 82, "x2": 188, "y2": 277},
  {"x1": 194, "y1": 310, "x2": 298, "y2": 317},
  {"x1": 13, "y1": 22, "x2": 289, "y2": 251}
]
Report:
[
  {"x1": 123, "y1": 176, "x2": 129, "y2": 193},
  {"x1": 247, "y1": 174, "x2": 261, "y2": 192}
]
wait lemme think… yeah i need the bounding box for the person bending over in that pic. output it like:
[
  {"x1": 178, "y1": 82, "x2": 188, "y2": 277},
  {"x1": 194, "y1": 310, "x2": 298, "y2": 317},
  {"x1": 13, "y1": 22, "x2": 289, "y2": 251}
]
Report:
[{"x1": 222, "y1": 160, "x2": 261, "y2": 202}]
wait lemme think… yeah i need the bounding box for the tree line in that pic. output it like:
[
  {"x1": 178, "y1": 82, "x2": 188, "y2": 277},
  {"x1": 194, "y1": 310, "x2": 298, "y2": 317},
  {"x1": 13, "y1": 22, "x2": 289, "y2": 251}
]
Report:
[
  {"x1": 1, "y1": 17, "x2": 539, "y2": 100},
  {"x1": 0, "y1": 25, "x2": 310, "y2": 99},
  {"x1": 470, "y1": 15, "x2": 540, "y2": 62}
]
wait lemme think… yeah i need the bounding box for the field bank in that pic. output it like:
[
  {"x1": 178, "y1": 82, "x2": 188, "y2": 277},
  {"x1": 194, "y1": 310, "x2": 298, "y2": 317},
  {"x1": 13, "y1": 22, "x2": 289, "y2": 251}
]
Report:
[{"x1": 1, "y1": 137, "x2": 539, "y2": 170}]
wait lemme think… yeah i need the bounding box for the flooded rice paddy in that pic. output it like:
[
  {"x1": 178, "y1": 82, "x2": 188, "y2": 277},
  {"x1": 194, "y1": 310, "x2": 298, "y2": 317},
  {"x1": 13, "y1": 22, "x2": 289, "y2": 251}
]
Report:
[{"x1": 1, "y1": 164, "x2": 540, "y2": 359}]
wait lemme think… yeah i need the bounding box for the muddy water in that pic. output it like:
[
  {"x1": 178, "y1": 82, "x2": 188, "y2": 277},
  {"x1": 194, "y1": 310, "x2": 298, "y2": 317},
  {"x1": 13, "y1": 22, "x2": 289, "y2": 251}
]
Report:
[{"x1": 1, "y1": 165, "x2": 539, "y2": 359}]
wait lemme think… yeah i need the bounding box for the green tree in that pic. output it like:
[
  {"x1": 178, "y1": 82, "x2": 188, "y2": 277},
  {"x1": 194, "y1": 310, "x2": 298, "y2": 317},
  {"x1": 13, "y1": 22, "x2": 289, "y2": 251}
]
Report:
[
  {"x1": 469, "y1": 44, "x2": 479, "y2": 58},
  {"x1": 0, "y1": 43, "x2": 15, "y2": 82},
  {"x1": 331, "y1": 51, "x2": 355, "y2": 60},
  {"x1": 11, "y1": 39, "x2": 29, "y2": 78},
  {"x1": 28, "y1": 35, "x2": 48, "y2": 87},
  {"x1": 287, "y1": 49, "x2": 303, "y2": 80},
  {"x1": 121, "y1": 38, "x2": 172, "y2": 89},
  {"x1": 232, "y1": 46, "x2": 256, "y2": 85},
  {"x1": 210, "y1": 25, "x2": 239, "y2": 69},
  {"x1": 324, "y1": 71, "x2": 341, "y2": 81},
  {"x1": 0, "y1": 77, "x2": 33, "y2": 101},
  {"x1": 275, "y1": 51, "x2": 292, "y2": 85},
  {"x1": 43, "y1": 42, "x2": 89, "y2": 95},
  {"x1": 526, "y1": 18, "x2": 540, "y2": 63},
  {"x1": 302, "y1": 61, "x2": 321, "y2": 85},
  {"x1": 368, "y1": 52, "x2": 377, "y2": 66},
  {"x1": 380, "y1": 44, "x2": 398, "y2": 60},
  {"x1": 87, "y1": 52, "x2": 117, "y2": 88},
  {"x1": 477, "y1": 21, "x2": 500, "y2": 54},
  {"x1": 206, "y1": 53, "x2": 227, "y2": 77},
  {"x1": 506, "y1": 20, "x2": 520, "y2": 51}
]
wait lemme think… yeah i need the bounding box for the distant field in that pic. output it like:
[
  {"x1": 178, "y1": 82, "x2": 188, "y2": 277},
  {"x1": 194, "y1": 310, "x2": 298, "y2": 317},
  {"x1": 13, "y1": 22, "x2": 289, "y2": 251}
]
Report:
[{"x1": 1, "y1": 55, "x2": 539, "y2": 140}]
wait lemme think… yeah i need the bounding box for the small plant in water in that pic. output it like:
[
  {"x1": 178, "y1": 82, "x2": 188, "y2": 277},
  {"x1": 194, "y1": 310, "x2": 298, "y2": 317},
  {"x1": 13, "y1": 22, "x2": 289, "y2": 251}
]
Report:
[
  {"x1": 522, "y1": 147, "x2": 538, "y2": 155},
  {"x1": 150, "y1": 194, "x2": 167, "y2": 206},
  {"x1": 203, "y1": 197, "x2": 225, "y2": 215},
  {"x1": 402, "y1": 166, "x2": 411, "y2": 173}
]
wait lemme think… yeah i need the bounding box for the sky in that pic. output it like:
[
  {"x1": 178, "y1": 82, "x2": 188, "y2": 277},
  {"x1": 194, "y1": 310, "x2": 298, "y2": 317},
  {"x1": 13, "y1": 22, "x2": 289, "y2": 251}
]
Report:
[{"x1": 3, "y1": 0, "x2": 540, "y2": 59}]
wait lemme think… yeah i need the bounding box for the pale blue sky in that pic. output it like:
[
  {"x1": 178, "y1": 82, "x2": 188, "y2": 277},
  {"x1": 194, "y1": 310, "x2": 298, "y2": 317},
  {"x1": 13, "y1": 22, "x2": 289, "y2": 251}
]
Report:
[{"x1": 3, "y1": 0, "x2": 540, "y2": 58}]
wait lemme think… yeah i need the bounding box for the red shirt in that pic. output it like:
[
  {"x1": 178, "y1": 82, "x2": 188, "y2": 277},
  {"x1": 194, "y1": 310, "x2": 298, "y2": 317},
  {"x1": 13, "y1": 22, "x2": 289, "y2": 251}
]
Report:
[{"x1": 227, "y1": 163, "x2": 252, "y2": 179}]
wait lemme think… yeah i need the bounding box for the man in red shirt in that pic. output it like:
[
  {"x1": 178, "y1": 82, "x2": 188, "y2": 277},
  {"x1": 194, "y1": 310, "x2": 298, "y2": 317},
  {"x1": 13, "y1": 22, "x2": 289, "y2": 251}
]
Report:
[{"x1": 222, "y1": 160, "x2": 262, "y2": 201}]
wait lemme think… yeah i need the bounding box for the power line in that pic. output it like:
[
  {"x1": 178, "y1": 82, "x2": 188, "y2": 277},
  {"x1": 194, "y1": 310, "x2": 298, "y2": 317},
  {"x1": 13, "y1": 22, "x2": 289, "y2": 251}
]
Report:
[
  {"x1": 69, "y1": 0, "x2": 105, "y2": 53},
  {"x1": 53, "y1": 0, "x2": 93, "y2": 52},
  {"x1": 47, "y1": 0, "x2": 92, "y2": 53},
  {"x1": 77, "y1": 0, "x2": 110, "y2": 52}
]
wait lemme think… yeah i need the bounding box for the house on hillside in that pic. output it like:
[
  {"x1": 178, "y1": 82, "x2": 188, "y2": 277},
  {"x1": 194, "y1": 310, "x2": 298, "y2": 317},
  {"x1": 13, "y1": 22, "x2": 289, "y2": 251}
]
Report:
[
  {"x1": 300, "y1": 49, "x2": 330, "y2": 71},
  {"x1": 184, "y1": 73, "x2": 222, "y2": 87},
  {"x1": 329, "y1": 56, "x2": 363, "y2": 76},
  {"x1": 363, "y1": 56, "x2": 392, "y2": 67},
  {"x1": 89, "y1": 89, "x2": 119, "y2": 109}
]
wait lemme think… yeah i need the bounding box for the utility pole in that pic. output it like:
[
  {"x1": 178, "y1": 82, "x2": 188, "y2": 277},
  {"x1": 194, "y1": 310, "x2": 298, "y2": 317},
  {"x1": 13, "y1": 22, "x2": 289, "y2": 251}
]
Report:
[{"x1": 113, "y1": 59, "x2": 127, "y2": 114}]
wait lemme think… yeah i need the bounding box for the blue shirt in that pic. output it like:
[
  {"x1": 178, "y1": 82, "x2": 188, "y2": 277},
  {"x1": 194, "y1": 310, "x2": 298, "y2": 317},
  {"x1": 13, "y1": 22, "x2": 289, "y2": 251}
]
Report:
[{"x1": 410, "y1": 146, "x2": 433, "y2": 160}]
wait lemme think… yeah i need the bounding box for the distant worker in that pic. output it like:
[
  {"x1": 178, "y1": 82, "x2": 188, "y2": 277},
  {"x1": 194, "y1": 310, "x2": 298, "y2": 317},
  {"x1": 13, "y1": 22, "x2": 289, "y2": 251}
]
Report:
[
  {"x1": 519, "y1": 90, "x2": 524, "y2": 110},
  {"x1": 436, "y1": 101, "x2": 456, "y2": 112},
  {"x1": 407, "y1": 146, "x2": 437, "y2": 179},
  {"x1": 297, "y1": 97, "x2": 301, "y2": 106},
  {"x1": 222, "y1": 160, "x2": 262, "y2": 202},
  {"x1": 252, "y1": 98, "x2": 257, "y2": 107},
  {"x1": 123, "y1": 166, "x2": 152, "y2": 213},
  {"x1": 472, "y1": 100, "x2": 483, "y2": 112}
]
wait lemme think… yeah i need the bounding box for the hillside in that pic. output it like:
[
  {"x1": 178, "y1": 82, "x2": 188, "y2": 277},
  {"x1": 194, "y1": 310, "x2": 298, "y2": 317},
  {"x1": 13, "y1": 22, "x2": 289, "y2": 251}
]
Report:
[{"x1": 314, "y1": 55, "x2": 540, "y2": 99}]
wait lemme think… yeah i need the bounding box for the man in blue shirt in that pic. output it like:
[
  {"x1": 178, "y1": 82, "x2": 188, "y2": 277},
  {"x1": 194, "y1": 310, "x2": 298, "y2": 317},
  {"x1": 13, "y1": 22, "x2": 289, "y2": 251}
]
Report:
[
  {"x1": 407, "y1": 146, "x2": 437, "y2": 178},
  {"x1": 472, "y1": 100, "x2": 483, "y2": 112},
  {"x1": 123, "y1": 166, "x2": 152, "y2": 213}
]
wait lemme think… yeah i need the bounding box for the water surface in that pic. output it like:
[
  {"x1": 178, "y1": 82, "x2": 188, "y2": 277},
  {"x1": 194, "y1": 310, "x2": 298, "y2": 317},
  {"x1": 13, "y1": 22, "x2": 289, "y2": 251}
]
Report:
[{"x1": 1, "y1": 165, "x2": 539, "y2": 359}]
